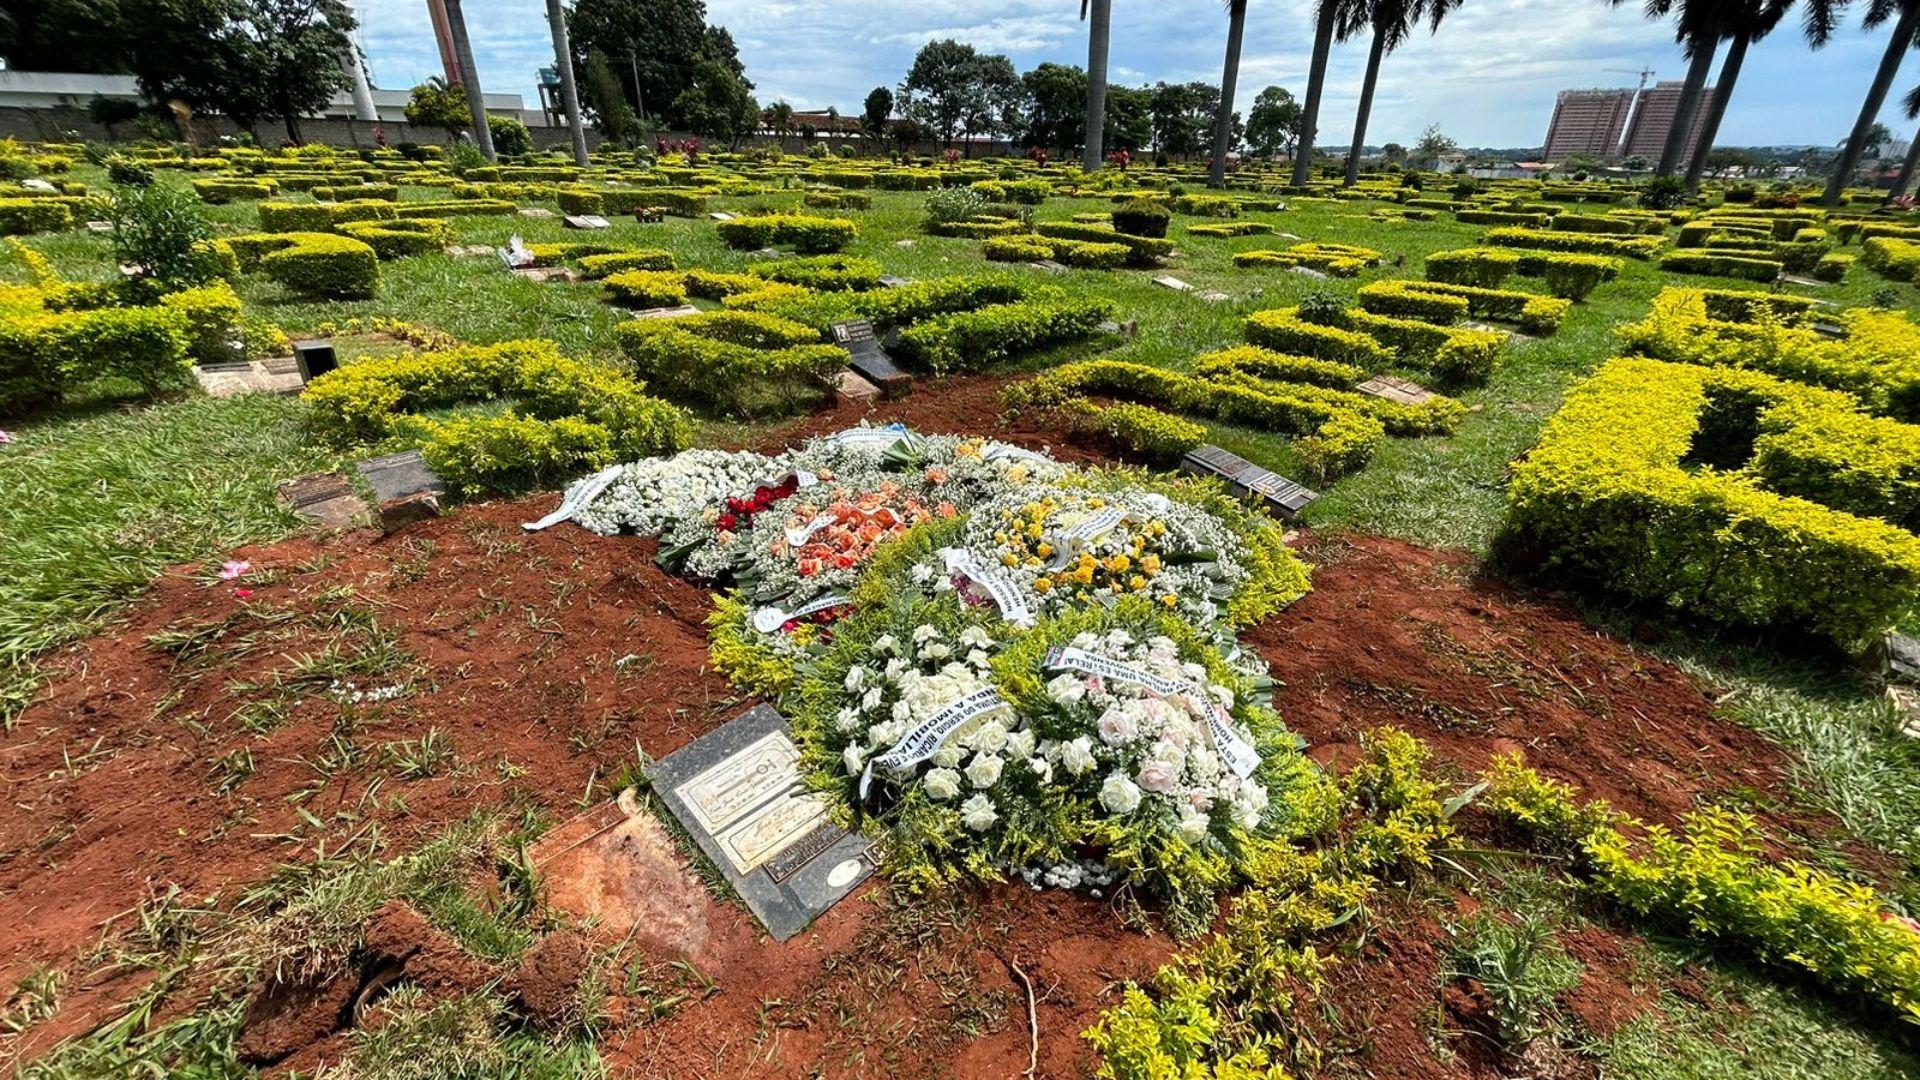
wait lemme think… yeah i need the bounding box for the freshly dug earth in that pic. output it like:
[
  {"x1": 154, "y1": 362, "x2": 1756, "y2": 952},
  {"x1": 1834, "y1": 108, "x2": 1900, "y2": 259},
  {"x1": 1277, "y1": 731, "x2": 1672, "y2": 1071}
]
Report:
[{"x1": 0, "y1": 377, "x2": 1874, "y2": 1075}]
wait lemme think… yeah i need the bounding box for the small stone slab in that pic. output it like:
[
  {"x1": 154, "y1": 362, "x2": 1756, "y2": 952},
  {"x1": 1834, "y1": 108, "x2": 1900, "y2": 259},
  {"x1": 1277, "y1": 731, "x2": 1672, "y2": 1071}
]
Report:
[
  {"x1": 1888, "y1": 685, "x2": 1920, "y2": 739},
  {"x1": 276, "y1": 472, "x2": 367, "y2": 529},
  {"x1": 709, "y1": 211, "x2": 736, "y2": 221},
  {"x1": 517, "y1": 207, "x2": 556, "y2": 218},
  {"x1": 835, "y1": 368, "x2": 882, "y2": 405},
  {"x1": 446, "y1": 244, "x2": 496, "y2": 257},
  {"x1": 747, "y1": 247, "x2": 785, "y2": 260},
  {"x1": 1277, "y1": 231, "x2": 1303, "y2": 240},
  {"x1": 894, "y1": 238, "x2": 916, "y2": 248},
  {"x1": 629, "y1": 304, "x2": 702, "y2": 320},
  {"x1": 193, "y1": 360, "x2": 304, "y2": 398},
  {"x1": 512, "y1": 265, "x2": 580, "y2": 283},
  {"x1": 562, "y1": 214, "x2": 610, "y2": 230},
  {"x1": 1030, "y1": 259, "x2": 1068, "y2": 274},
  {"x1": 647, "y1": 704, "x2": 876, "y2": 942},
  {"x1": 1179, "y1": 444, "x2": 1317, "y2": 520},
  {"x1": 1356, "y1": 375, "x2": 1435, "y2": 406},
  {"x1": 1813, "y1": 321, "x2": 1847, "y2": 339},
  {"x1": 86, "y1": 220, "x2": 112, "y2": 233},
  {"x1": 1153, "y1": 275, "x2": 1193, "y2": 291},
  {"x1": 357, "y1": 450, "x2": 447, "y2": 530},
  {"x1": 1887, "y1": 631, "x2": 1920, "y2": 682},
  {"x1": 1286, "y1": 266, "x2": 1329, "y2": 279},
  {"x1": 1780, "y1": 273, "x2": 1826, "y2": 287},
  {"x1": 1098, "y1": 318, "x2": 1140, "y2": 338},
  {"x1": 1198, "y1": 290, "x2": 1231, "y2": 302},
  {"x1": 832, "y1": 319, "x2": 911, "y2": 397},
  {"x1": 878, "y1": 275, "x2": 910, "y2": 288}
]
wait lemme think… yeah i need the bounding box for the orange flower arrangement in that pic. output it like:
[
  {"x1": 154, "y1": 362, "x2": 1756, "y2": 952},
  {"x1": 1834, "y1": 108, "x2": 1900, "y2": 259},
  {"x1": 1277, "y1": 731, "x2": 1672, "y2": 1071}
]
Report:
[{"x1": 773, "y1": 482, "x2": 959, "y2": 579}]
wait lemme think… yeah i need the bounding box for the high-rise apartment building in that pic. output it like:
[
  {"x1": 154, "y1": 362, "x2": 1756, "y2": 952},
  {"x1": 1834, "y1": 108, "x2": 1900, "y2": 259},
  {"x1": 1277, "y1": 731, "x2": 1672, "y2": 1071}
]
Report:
[
  {"x1": 1619, "y1": 80, "x2": 1714, "y2": 161},
  {"x1": 1543, "y1": 89, "x2": 1634, "y2": 160}
]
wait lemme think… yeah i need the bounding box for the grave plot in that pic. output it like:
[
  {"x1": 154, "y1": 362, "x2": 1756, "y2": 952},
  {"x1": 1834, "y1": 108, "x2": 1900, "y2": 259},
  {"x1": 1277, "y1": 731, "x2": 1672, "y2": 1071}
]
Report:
[
  {"x1": 1618, "y1": 286, "x2": 1920, "y2": 421},
  {"x1": 1667, "y1": 205, "x2": 1841, "y2": 282},
  {"x1": 1506, "y1": 355, "x2": 1920, "y2": 647},
  {"x1": 1422, "y1": 245, "x2": 1623, "y2": 300},
  {"x1": 556, "y1": 423, "x2": 1315, "y2": 937},
  {"x1": 1232, "y1": 241, "x2": 1382, "y2": 276}
]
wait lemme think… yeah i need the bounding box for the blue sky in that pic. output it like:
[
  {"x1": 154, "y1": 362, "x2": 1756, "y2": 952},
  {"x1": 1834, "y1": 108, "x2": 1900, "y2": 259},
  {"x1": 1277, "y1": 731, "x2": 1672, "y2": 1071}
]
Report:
[{"x1": 349, "y1": 0, "x2": 1919, "y2": 148}]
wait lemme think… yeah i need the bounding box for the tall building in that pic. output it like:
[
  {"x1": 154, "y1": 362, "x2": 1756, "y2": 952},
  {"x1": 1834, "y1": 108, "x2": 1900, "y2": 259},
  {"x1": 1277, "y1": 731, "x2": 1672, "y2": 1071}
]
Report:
[
  {"x1": 1543, "y1": 89, "x2": 1634, "y2": 160},
  {"x1": 1620, "y1": 80, "x2": 1714, "y2": 161}
]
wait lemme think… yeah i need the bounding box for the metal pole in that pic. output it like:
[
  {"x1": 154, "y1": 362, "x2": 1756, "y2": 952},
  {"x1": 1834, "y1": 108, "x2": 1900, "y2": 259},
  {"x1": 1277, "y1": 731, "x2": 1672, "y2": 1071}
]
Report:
[
  {"x1": 1082, "y1": 0, "x2": 1110, "y2": 172},
  {"x1": 545, "y1": 0, "x2": 590, "y2": 165},
  {"x1": 441, "y1": 0, "x2": 496, "y2": 160}
]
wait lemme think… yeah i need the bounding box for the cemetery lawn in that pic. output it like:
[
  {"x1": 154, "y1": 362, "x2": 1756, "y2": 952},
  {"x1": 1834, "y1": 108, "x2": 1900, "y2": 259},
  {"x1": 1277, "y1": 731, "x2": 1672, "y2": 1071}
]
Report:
[{"x1": 5, "y1": 173, "x2": 1920, "y2": 1077}]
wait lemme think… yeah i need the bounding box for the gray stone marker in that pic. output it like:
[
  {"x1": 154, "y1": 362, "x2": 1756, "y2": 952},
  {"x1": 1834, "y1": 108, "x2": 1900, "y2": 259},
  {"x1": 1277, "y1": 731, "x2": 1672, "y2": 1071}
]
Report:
[
  {"x1": 878, "y1": 274, "x2": 911, "y2": 288},
  {"x1": 563, "y1": 214, "x2": 611, "y2": 230},
  {"x1": 1030, "y1": 259, "x2": 1068, "y2": 274},
  {"x1": 1356, "y1": 374, "x2": 1434, "y2": 405},
  {"x1": 1153, "y1": 275, "x2": 1193, "y2": 291},
  {"x1": 517, "y1": 207, "x2": 556, "y2": 218},
  {"x1": 648, "y1": 704, "x2": 876, "y2": 941},
  {"x1": 1179, "y1": 444, "x2": 1317, "y2": 520},
  {"x1": 831, "y1": 319, "x2": 911, "y2": 397},
  {"x1": 630, "y1": 304, "x2": 703, "y2": 320},
  {"x1": 1887, "y1": 631, "x2": 1920, "y2": 682},
  {"x1": 356, "y1": 450, "x2": 448, "y2": 531},
  {"x1": 277, "y1": 472, "x2": 368, "y2": 529},
  {"x1": 709, "y1": 211, "x2": 736, "y2": 221},
  {"x1": 193, "y1": 360, "x2": 304, "y2": 398}
]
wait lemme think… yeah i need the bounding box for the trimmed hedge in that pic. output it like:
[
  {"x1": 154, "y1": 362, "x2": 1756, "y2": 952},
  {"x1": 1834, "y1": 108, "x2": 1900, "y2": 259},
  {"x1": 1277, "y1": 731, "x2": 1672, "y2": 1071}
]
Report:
[
  {"x1": 1508, "y1": 356, "x2": 1920, "y2": 646},
  {"x1": 257, "y1": 199, "x2": 395, "y2": 233},
  {"x1": 335, "y1": 218, "x2": 452, "y2": 260},
  {"x1": 304, "y1": 339, "x2": 690, "y2": 491},
  {"x1": 0, "y1": 197, "x2": 84, "y2": 235},
  {"x1": 603, "y1": 270, "x2": 690, "y2": 309},
  {"x1": 748, "y1": 254, "x2": 881, "y2": 292},
  {"x1": 715, "y1": 214, "x2": 857, "y2": 254},
  {"x1": 1233, "y1": 242, "x2": 1381, "y2": 276},
  {"x1": 893, "y1": 296, "x2": 1112, "y2": 374},
  {"x1": 0, "y1": 302, "x2": 191, "y2": 411},
  {"x1": 1054, "y1": 398, "x2": 1207, "y2": 464},
  {"x1": 192, "y1": 178, "x2": 277, "y2": 203},
  {"x1": 577, "y1": 249, "x2": 677, "y2": 279},
  {"x1": 983, "y1": 235, "x2": 1057, "y2": 262},
  {"x1": 227, "y1": 231, "x2": 379, "y2": 299},
  {"x1": 1033, "y1": 220, "x2": 1173, "y2": 266},
  {"x1": 749, "y1": 275, "x2": 1029, "y2": 334},
  {"x1": 1244, "y1": 308, "x2": 1395, "y2": 368},
  {"x1": 1618, "y1": 287, "x2": 1920, "y2": 420},
  {"x1": 1862, "y1": 236, "x2": 1920, "y2": 282},
  {"x1": 1660, "y1": 250, "x2": 1783, "y2": 282},
  {"x1": 1424, "y1": 246, "x2": 1620, "y2": 300},
  {"x1": 1185, "y1": 221, "x2": 1275, "y2": 238},
  {"x1": 1365, "y1": 279, "x2": 1569, "y2": 335},
  {"x1": 1482, "y1": 226, "x2": 1665, "y2": 259},
  {"x1": 614, "y1": 310, "x2": 842, "y2": 417}
]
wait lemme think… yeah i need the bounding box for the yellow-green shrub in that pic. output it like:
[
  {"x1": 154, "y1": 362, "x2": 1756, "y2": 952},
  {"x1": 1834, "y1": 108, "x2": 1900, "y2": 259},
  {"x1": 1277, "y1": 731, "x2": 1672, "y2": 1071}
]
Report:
[
  {"x1": 0, "y1": 303, "x2": 190, "y2": 410},
  {"x1": 714, "y1": 213, "x2": 856, "y2": 254},
  {"x1": 614, "y1": 310, "x2": 842, "y2": 417},
  {"x1": 577, "y1": 249, "x2": 677, "y2": 279},
  {"x1": 335, "y1": 217, "x2": 452, "y2": 259},
  {"x1": 893, "y1": 296, "x2": 1111, "y2": 374},
  {"x1": 602, "y1": 270, "x2": 689, "y2": 309}
]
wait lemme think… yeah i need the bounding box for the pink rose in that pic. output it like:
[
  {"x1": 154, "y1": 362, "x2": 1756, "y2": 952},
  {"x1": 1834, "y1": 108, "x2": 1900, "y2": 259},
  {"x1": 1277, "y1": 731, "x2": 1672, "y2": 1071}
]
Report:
[
  {"x1": 1096, "y1": 706, "x2": 1139, "y2": 746},
  {"x1": 1136, "y1": 758, "x2": 1181, "y2": 795}
]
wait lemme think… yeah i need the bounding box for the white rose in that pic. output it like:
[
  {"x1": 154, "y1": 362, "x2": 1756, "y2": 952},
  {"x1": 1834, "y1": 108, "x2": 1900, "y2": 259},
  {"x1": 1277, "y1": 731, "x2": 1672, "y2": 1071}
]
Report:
[
  {"x1": 965, "y1": 753, "x2": 1004, "y2": 788},
  {"x1": 960, "y1": 793, "x2": 999, "y2": 831},
  {"x1": 923, "y1": 642, "x2": 952, "y2": 660},
  {"x1": 1097, "y1": 705, "x2": 1140, "y2": 746},
  {"x1": 1060, "y1": 736, "x2": 1097, "y2": 776},
  {"x1": 1005, "y1": 728, "x2": 1037, "y2": 761},
  {"x1": 966, "y1": 648, "x2": 993, "y2": 670},
  {"x1": 1046, "y1": 672, "x2": 1087, "y2": 706},
  {"x1": 860, "y1": 687, "x2": 883, "y2": 711},
  {"x1": 968, "y1": 718, "x2": 1010, "y2": 754},
  {"x1": 931, "y1": 741, "x2": 967, "y2": 768},
  {"x1": 923, "y1": 767, "x2": 961, "y2": 801},
  {"x1": 1027, "y1": 755, "x2": 1054, "y2": 785},
  {"x1": 1177, "y1": 806, "x2": 1211, "y2": 843},
  {"x1": 842, "y1": 743, "x2": 868, "y2": 775},
  {"x1": 872, "y1": 634, "x2": 898, "y2": 655},
  {"x1": 1099, "y1": 773, "x2": 1142, "y2": 815},
  {"x1": 960, "y1": 626, "x2": 994, "y2": 649}
]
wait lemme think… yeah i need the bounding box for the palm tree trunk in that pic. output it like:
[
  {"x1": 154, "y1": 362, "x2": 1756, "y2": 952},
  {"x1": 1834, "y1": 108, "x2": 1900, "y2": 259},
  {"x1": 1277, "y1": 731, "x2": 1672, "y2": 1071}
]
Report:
[
  {"x1": 1684, "y1": 32, "x2": 1748, "y2": 192},
  {"x1": 1826, "y1": 5, "x2": 1920, "y2": 206},
  {"x1": 1657, "y1": 39, "x2": 1716, "y2": 177},
  {"x1": 442, "y1": 0, "x2": 497, "y2": 162},
  {"x1": 1292, "y1": 0, "x2": 1339, "y2": 187},
  {"x1": 546, "y1": 0, "x2": 590, "y2": 166},
  {"x1": 1209, "y1": 0, "x2": 1248, "y2": 188},
  {"x1": 1892, "y1": 129, "x2": 1920, "y2": 199},
  {"x1": 1083, "y1": 0, "x2": 1112, "y2": 172},
  {"x1": 1345, "y1": 24, "x2": 1387, "y2": 187}
]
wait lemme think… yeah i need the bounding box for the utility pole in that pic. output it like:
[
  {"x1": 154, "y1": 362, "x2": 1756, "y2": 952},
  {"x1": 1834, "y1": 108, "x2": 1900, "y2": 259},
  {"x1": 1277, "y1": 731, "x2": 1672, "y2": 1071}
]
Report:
[
  {"x1": 1081, "y1": 0, "x2": 1110, "y2": 172},
  {"x1": 441, "y1": 0, "x2": 496, "y2": 160},
  {"x1": 545, "y1": 0, "x2": 589, "y2": 165}
]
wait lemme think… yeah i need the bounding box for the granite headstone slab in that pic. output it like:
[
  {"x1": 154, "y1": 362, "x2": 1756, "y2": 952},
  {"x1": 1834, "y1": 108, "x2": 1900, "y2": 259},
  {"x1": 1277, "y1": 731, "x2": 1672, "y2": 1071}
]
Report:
[
  {"x1": 1179, "y1": 444, "x2": 1318, "y2": 520},
  {"x1": 648, "y1": 705, "x2": 876, "y2": 941},
  {"x1": 830, "y1": 319, "x2": 911, "y2": 397}
]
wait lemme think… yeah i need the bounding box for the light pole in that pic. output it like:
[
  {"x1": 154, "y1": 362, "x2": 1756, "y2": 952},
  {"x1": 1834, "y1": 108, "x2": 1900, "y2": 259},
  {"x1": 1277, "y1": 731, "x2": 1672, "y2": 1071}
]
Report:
[{"x1": 545, "y1": 0, "x2": 589, "y2": 165}]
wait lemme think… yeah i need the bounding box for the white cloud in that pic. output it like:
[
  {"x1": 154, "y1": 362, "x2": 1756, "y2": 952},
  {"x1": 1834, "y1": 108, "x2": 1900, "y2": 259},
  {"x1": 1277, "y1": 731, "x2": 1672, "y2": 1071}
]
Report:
[{"x1": 347, "y1": 0, "x2": 1920, "y2": 146}]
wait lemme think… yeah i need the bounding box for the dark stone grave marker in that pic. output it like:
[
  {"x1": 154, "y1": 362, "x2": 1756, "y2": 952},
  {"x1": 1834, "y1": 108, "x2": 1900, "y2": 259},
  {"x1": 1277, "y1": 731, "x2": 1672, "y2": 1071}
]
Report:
[
  {"x1": 647, "y1": 704, "x2": 876, "y2": 941},
  {"x1": 831, "y1": 319, "x2": 911, "y2": 398},
  {"x1": 1179, "y1": 444, "x2": 1317, "y2": 520},
  {"x1": 357, "y1": 450, "x2": 448, "y2": 531},
  {"x1": 293, "y1": 340, "x2": 338, "y2": 383},
  {"x1": 1888, "y1": 631, "x2": 1920, "y2": 682},
  {"x1": 277, "y1": 472, "x2": 367, "y2": 529}
]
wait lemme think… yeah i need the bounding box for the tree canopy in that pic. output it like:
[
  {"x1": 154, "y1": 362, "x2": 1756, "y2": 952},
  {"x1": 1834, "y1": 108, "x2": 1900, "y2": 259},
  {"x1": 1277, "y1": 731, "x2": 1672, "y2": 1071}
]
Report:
[
  {"x1": 567, "y1": 0, "x2": 746, "y2": 131},
  {"x1": 1245, "y1": 85, "x2": 1302, "y2": 157}
]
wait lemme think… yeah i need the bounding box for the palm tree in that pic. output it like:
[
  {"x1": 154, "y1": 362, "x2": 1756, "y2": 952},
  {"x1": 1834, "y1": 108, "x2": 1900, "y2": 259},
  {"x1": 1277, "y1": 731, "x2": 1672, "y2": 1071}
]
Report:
[
  {"x1": 764, "y1": 100, "x2": 796, "y2": 143},
  {"x1": 1891, "y1": 125, "x2": 1920, "y2": 198},
  {"x1": 1083, "y1": 0, "x2": 1113, "y2": 171},
  {"x1": 1684, "y1": 0, "x2": 1840, "y2": 192},
  {"x1": 1209, "y1": 0, "x2": 1251, "y2": 187},
  {"x1": 1826, "y1": 0, "x2": 1920, "y2": 204},
  {"x1": 441, "y1": 0, "x2": 495, "y2": 161},
  {"x1": 1292, "y1": 0, "x2": 1347, "y2": 186},
  {"x1": 1339, "y1": 0, "x2": 1463, "y2": 186}
]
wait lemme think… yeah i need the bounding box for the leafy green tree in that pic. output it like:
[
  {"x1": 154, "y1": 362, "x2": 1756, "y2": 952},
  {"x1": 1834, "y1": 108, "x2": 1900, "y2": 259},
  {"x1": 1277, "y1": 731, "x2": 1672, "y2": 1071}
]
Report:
[
  {"x1": 1411, "y1": 122, "x2": 1456, "y2": 169},
  {"x1": 674, "y1": 57, "x2": 757, "y2": 147},
  {"x1": 763, "y1": 100, "x2": 795, "y2": 139},
  {"x1": 1021, "y1": 62, "x2": 1087, "y2": 154},
  {"x1": 0, "y1": 0, "x2": 128, "y2": 73},
  {"x1": 960, "y1": 52, "x2": 1023, "y2": 154},
  {"x1": 405, "y1": 78, "x2": 470, "y2": 139},
  {"x1": 567, "y1": 0, "x2": 743, "y2": 128},
  {"x1": 116, "y1": 0, "x2": 352, "y2": 143},
  {"x1": 488, "y1": 114, "x2": 533, "y2": 156},
  {"x1": 862, "y1": 85, "x2": 893, "y2": 143},
  {"x1": 1149, "y1": 81, "x2": 1219, "y2": 157},
  {"x1": 238, "y1": 0, "x2": 355, "y2": 141},
  {"x1": 1245, "y1": 85, "x2": 1301, "y2": 157},
  {"x1": 580, "y1": 49, "x2": 642, "y2": 145},
  {"x1": 899, "y1": 39, "x2": 981, "y2": 147},
  {"x1": 1382, "y1": 141, "x2": 1407, "y2": 164},
  {"x1": 1104, "y1": 84, "x2": 1154, "y2": 152}
]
